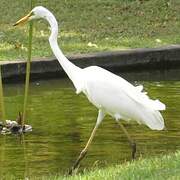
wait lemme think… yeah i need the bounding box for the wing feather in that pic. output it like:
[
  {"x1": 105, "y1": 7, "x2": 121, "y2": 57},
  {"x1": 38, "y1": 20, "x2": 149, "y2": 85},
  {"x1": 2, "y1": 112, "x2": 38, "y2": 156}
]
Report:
[{"x1": 84, "y1": 66, "x2": 166, "y2": 111}]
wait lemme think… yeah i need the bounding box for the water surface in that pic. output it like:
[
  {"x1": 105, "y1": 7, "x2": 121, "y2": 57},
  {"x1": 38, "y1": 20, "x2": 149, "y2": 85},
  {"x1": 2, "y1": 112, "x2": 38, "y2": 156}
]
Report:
[{"x1": 0, "y1": 77, "x2": 180, "y2": 178}]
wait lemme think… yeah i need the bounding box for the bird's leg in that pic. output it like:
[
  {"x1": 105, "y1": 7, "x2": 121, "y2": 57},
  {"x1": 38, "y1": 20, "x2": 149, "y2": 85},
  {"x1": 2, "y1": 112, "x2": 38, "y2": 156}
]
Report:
[
  {"x1": 68, "y1": 110, "x2": 105, "y2": 175},
  {"x1": 116, "y1": 121, "x2": 136, "y2": 160},
  {"x1": 68, "y1": 124, "x2": 98, "y2": 175}
]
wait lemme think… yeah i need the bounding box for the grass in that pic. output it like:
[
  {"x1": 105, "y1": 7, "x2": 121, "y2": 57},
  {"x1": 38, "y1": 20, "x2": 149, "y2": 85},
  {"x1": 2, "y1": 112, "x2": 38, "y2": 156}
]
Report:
[
  {"x1": 2, "y1": 151, "x2": 177, "y2": 179},
  {"x1": 37, "y1": 151, "x2": 180, "y2": 180},
  {"x1": 0, "y1": 0, "x2": 180, "y2": 60}
]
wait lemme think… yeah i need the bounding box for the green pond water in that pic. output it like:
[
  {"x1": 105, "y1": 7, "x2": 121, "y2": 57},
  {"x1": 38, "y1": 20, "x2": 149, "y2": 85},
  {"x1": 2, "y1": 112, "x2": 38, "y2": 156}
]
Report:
[{"x1": 0, "y1": 77, "x2": 180, "y2": 178}]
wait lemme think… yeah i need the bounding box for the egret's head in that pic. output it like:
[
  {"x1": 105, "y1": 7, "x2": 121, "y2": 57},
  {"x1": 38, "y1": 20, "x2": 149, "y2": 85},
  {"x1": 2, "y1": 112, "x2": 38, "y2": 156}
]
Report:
[{"x1": 13, "y1": 6, "x2": 49, "y2": 26}]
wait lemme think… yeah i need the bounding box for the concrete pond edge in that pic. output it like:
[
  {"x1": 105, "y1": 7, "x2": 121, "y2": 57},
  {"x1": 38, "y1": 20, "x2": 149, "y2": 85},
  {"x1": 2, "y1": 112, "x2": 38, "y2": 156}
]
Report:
[{"x1": 1, "y1": 45, "x2": 180, "y2": 82}]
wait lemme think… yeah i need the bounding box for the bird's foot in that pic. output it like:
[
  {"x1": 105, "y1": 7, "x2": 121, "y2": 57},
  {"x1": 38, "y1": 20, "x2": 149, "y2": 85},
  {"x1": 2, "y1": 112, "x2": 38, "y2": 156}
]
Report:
[{"x1": 68, "y1": 150, "x2": 87, "y2": 175}]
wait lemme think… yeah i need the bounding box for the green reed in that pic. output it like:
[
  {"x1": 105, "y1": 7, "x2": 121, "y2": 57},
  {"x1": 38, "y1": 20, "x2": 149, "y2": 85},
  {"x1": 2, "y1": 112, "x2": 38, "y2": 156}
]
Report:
[
  {"x1": 22, "y1": 1, "x2": 33, "y2": 125},
  {"x1": 0, "y1": 66, "x2": 5, "y2": 121}
]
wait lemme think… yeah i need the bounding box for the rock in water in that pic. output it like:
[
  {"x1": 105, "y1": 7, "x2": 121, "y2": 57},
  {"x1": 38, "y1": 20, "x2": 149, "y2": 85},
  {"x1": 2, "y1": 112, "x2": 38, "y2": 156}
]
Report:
[
  {"x1": 23, "y1": 124, "x2": 32, "y2": 133},
  {"x1": 0, "y1": 120, "x2": 32, "y2": 135}
]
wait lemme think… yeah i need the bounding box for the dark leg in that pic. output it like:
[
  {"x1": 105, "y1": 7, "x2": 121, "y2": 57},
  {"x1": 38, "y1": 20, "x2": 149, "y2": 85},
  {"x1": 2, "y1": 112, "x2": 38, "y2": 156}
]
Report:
[
  {"x1": 68, "y1": 110, "x2": 105, "y2": 175},
  {"x1": 116, "y1": 121, "x2": 136, "y2": 160}
]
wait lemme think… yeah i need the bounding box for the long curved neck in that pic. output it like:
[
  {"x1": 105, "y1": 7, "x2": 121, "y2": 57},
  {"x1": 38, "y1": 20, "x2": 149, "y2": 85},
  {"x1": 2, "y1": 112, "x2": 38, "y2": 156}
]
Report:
[{"x1": 46, "y1": 13, "x2": 82, "y2": 90}]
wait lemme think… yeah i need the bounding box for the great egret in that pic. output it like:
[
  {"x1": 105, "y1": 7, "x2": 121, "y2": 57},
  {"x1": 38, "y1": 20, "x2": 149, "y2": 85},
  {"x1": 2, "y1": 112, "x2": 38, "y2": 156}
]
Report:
[{"x1": 14, "y1": 6, "x2": 166, "y2": 174}]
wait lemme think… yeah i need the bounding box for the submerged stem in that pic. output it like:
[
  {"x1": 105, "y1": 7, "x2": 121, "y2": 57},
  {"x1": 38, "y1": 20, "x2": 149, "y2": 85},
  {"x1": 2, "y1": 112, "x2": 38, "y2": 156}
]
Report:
[{"x1": 0, "y1": 66, "x2": 5, "y2": 121}]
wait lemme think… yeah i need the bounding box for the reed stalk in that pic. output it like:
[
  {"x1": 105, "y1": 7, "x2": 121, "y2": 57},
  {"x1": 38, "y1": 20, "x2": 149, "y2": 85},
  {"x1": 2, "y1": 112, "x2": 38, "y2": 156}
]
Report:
[
  {"x1": 0, "y1": 66, "x2": 5, "y2": 121},
  {"x1": 22, "y1": 1, "x2": 33, "y2": 126}
]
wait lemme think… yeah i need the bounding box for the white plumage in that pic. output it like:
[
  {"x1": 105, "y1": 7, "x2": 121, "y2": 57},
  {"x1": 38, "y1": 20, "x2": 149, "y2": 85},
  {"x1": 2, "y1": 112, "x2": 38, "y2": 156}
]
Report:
[{"x1": 80, "y1": 66, "x2": 165, "y2": 130}]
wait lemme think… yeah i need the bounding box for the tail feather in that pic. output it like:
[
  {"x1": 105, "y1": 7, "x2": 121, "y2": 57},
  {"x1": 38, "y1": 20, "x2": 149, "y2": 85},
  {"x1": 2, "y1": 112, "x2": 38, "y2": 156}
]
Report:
[
  {"x1": 139, "y1": 108, "x2": 165, "y2": 130},
  {"x1": 134, "y1": 85, "x2": 166, "y2": 111},
  {"x1": 149, "y1": 99, "x2": 166, "y2": 111},
  {"x1": 149, "y1": 110, "x2": 165, "y2": 130}
]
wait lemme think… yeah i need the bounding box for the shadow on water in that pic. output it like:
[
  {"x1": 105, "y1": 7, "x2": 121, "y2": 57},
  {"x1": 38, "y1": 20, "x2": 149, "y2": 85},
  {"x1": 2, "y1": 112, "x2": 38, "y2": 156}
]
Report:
[{"x1": 1, "y1": 69, "x2": 180, "y2": 178}]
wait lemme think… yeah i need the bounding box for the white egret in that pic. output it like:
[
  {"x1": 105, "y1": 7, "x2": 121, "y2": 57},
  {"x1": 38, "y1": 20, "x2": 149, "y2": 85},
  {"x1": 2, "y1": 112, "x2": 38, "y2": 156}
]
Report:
[{"x1": 14, "y1": 6, "x2": 166, "y2": 174}]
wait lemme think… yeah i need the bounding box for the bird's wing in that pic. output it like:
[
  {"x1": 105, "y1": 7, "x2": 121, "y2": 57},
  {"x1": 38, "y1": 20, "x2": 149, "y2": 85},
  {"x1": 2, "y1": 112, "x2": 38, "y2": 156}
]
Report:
[
  {"x1": 84, "y1": 66, "x2": 165, "y2": 111},
  {"x1": 135, "y1": 85, "x2": 143, "y2": 92},
  {"x1": 83, "y1": 66, "x2": 165, "y2": 130},
  {"x1": 117, "y1": 77, "x2": 165, "y2": 111}
]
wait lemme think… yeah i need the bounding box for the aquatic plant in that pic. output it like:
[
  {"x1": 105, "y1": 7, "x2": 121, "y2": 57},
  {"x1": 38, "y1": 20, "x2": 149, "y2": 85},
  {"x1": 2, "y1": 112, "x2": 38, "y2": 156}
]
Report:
[
  {"x1": 0, "y1": 65, "x2": 5, "y2": 121},
  {"x1": 22, "y1": 0, "x2": 34, "y2": 126}
]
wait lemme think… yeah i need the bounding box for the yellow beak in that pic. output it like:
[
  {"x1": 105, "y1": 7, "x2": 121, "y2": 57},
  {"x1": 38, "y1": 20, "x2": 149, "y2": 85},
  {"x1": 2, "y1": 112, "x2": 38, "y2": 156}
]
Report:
[{"x1": 13, "y1": 12, "x2": 32, "y2": 26}]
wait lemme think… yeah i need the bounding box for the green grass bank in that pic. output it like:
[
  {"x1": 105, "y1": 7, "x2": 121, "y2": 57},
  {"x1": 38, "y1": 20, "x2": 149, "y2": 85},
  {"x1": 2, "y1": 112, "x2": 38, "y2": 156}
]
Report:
[
  {"x1": 35, "y1": 151, "x2": 180, "y2": 180},
  {"x1": 2, "y1": 151, "x2": 180, "y2": 179},
  {"x1": 0, "y1": 0, "x2": 180, "y2": 60}
]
